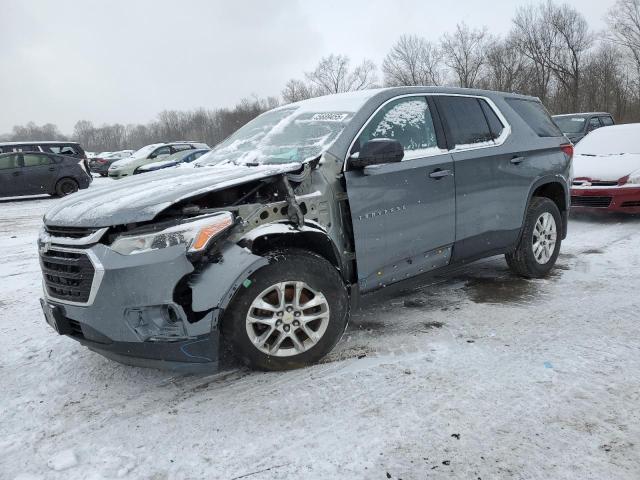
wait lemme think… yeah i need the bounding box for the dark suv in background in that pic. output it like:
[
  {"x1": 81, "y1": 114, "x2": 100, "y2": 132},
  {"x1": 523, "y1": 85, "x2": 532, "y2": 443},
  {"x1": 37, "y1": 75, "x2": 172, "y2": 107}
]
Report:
[
  {"x1": 0, "y1": 151, "x2": 92, "y2": 197},
  {"x1": 39, "y1": 87, "x2": 572, "y2": 373},
  {"x1": 552, "y1": 112, "x2": 615, "y2": 144}
]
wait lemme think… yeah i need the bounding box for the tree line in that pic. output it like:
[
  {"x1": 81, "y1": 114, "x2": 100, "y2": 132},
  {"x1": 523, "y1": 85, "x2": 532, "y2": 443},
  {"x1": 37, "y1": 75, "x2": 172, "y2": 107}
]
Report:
[{"x1": 2, "y1": 0, "x2": 639, "y2": 153}]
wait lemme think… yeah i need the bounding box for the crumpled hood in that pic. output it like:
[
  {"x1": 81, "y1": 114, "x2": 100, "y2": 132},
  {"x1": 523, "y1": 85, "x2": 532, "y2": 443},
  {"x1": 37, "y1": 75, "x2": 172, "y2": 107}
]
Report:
[
  {"x1": 44, "y1": 163, "x2": 301, "y2": 227},
  {"x1": 572, "y1": 153, "x2": 640, "y2": 182}
]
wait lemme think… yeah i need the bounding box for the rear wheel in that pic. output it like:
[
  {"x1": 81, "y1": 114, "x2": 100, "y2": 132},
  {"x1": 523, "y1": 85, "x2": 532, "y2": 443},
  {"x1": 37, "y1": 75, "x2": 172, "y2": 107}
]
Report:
[
  {"x1": 54, "y1": 178, "x2": 79, "y2": 197},
  {"x1": 222, "y1": 249, "x2": 349, "y2": 371},
  {"x1": 506, "y1": 197, "x2": 562, "y2": 278}
]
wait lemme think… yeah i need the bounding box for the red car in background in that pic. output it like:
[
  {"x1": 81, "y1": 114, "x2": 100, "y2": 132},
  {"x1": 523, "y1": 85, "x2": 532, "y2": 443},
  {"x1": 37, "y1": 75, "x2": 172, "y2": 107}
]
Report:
[{"x1": 571, "y1": 123, "x2": 640, "y2": 213}]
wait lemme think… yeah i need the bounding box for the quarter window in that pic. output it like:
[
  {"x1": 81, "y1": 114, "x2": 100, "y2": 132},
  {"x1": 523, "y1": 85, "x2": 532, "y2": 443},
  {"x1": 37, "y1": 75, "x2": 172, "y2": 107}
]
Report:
[
  {"x1": 354, "y1": 97, "x2": 439, "y2": 160},
  {"x1": 479, "y1": 100, "x2": 504, "y2": 139},
  {"x1": 437, "y1": 96, "x2": 495, "y2": 147}
]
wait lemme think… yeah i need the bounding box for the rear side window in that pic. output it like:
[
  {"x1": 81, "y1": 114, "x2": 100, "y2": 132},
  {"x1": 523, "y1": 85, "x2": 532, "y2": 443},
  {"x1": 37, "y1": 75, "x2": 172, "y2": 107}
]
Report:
[
  {"x1": 505, "y1": 98, "x2": 562, "y2": 137},
  {"x1": 600, "y1": 116, "x2": 614, "y2": 126},
  {"x1": 437, "y1": 96, "x2": 494, "y2": 147},
  {"x1": 23, "y1": 154, "x2": 52, "y2": 167},
  {"x1": 0, "y1": 154, "x2": 21, "y2": 169},
  {"x1": 45, "y1": 144, "x2": 78, "y2": 156},
  {"x1": 172, "y1": 144, "x2": 194, "y2": 152}
]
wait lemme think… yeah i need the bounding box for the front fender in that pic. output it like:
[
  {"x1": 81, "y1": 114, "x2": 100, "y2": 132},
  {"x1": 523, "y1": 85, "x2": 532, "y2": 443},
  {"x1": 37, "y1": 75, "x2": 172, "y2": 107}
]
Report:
[{"x1": 189, "y1": 243, "x2": 268, "y2": 313}]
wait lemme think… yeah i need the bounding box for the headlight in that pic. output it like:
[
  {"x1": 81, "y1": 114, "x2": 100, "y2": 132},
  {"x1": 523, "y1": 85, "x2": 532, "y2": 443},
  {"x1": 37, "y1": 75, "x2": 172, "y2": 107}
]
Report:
[
  {"x1": 625, "y1": 171, "x2": 640, "y2": 185},
  {"x1": 110, "y1": 212, "x2": 234, "y2": 255}
]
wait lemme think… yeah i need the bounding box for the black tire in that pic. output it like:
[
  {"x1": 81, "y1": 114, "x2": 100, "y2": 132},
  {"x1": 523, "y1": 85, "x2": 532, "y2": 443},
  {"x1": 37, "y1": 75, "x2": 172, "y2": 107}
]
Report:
[
  {"x1": 54, "y1": 178, "x2": 79, "y2": 197},
  {"x1": 506, "y1": 197, "x2": 562, "y2": 278},
  {"x1": 222, "y1": 249, "x2": 349, "y2": 371},
  {"x1": 99, "y1": 173, "x2": 107, "y2": 177}
]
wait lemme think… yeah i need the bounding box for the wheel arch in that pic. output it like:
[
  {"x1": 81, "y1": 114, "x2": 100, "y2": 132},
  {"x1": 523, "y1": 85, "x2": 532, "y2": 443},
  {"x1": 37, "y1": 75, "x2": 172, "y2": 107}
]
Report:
[{"x1": 524, "y1": 176, "x2": 569, "y2": 240}]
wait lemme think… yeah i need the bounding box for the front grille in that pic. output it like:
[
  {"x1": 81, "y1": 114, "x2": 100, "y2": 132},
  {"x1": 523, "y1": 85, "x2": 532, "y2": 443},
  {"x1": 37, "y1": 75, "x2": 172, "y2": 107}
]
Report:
[
  {"x1": 40, "y1": 249, "x2": 95, "y2": 303},
  {"x1": 572, "y1": 180, "x2": 618, "y2": 187},
  {"x1": 571, "y1": 196, "x2": 612, "y2": 208},
  {"x1": 621, "y1": 201, "x2": 640, "y2": 207},
  {"x1": 45, "y1": 225, "x2": 99, "y2": 239}
]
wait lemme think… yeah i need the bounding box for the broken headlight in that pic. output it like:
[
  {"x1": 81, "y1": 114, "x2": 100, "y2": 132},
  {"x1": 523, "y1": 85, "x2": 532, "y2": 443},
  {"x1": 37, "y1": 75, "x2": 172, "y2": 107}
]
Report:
[{"x1": 111, "y1": 212, "x2": 234, "y2": 255}]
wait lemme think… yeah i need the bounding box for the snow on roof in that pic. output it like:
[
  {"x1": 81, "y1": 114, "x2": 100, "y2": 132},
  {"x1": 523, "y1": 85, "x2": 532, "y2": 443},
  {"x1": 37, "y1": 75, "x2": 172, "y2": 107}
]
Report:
[
  {"x1": 575, "y1": 123, "x2": 640, "y2": 156},
  {"x1": 274, "y1": 89, "x2": 384, "y2": 114}
]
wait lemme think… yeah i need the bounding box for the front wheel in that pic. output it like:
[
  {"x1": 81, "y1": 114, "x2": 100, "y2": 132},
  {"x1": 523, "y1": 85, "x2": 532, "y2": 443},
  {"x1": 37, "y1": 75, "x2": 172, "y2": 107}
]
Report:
[
  {"x1": 506, "y1": 197, "x2": 562, "y2": 278},
  {"x1": 222, "y1": 249, "x2": 349, "y2": 371}
]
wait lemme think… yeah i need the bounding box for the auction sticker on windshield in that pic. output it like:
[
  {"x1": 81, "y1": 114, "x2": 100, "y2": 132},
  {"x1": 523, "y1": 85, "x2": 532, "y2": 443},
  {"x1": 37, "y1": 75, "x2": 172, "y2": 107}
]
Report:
[{"x1": 311, "y1": 113, "x2": 349, "y2": 122}]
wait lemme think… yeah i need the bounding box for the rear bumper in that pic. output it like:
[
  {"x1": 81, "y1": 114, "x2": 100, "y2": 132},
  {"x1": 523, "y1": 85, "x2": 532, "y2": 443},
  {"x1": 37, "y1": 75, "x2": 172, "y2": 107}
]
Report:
[{"x1": 570, "y1": 186, "x2": 640, "y2": 213}]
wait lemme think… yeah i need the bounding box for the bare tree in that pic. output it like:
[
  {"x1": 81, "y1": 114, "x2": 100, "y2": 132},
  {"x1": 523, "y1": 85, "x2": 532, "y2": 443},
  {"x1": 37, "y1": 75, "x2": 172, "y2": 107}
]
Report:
[
  {"x1": 606, "y1": 0, "x2": 640, "y2": 76},
  {"x1": 305, "y1": 54, "x2": 378, "y2": 95},
  {"x1": 482, "y1": 35, "x2": 528, "y2": 92},
  {"x1": 441, "y1": 23, "x2": 489, "y2": 88},
  {"x1": 547, "y1": 2, "x2": 594, "y2": 111},
  {"x1": 382, "y1": 34, "x2": 443, "y2": 86},
  {"x1": 281, "y1": 79, "x2": 315, "y2": 103},
  {"x1": 512, "y1": 4, "x2": 556, "y2": 102}
]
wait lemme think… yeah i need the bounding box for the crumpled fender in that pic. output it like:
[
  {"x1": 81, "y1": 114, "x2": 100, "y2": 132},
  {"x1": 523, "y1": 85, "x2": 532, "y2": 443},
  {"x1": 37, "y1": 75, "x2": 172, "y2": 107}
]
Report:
[{"x1": 189, "y1": 243, "x2": 268, "y2": 313}]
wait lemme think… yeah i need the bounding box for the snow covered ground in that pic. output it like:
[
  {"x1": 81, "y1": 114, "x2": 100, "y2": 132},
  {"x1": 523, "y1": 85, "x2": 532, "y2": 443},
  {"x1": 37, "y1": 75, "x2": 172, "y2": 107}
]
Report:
[{"x1": 1, "y1": 180, "x2": 639, "y2": 479}]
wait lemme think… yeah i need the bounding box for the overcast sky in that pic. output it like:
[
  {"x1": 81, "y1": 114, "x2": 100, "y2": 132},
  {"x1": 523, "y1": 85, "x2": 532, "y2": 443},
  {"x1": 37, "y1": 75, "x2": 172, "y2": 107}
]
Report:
[{"x1": 0, "y1": 0, "x2": 614, "y2": 133}]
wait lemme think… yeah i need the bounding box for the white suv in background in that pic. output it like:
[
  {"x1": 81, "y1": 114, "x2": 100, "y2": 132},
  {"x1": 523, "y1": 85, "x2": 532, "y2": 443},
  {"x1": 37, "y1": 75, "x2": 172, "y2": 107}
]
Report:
[{"x1": 108, "y1": 141, "x2": 209, "y2": 179}]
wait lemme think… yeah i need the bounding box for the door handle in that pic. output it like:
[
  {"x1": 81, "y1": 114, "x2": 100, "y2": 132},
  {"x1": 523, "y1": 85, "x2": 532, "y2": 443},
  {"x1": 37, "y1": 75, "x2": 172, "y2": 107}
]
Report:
[
  {"x1": 48, "y1": 167, "x2": 56, "y2": 171},
  {"x1": 12, "y1": 171, "x2": 20, "y2": 176},
  {"x1": 510, "y1": 156, "x2": 525, "y2": 165},
  {"x1": 429, "y1": 169, "x2": 453, "y2": 179}
]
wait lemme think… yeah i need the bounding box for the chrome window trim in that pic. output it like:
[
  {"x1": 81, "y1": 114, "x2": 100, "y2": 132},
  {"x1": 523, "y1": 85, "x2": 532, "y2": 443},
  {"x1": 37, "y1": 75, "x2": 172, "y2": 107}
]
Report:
[
  {"x1": 344, "y1": 92, "x2": 512, "y2": 169},
  {"x1": 41, "y1": 246, "x2": 105, "y2": 307},
  {"x1": 42, "y1": 226, "x2": 108, "y2": 246}
]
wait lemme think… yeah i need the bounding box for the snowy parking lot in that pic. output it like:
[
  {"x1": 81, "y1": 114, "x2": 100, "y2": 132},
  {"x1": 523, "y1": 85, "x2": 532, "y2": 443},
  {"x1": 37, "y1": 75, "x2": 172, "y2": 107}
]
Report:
[{"x1": 1, "y1": 179, "x2": 640, "y2": 479}]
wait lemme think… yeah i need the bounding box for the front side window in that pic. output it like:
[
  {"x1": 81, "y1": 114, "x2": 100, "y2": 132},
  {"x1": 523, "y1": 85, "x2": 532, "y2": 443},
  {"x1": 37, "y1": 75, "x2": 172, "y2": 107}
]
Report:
[
  {"x1": 150, "y1": 146, "x2": 171, "y2": 158},
  {"x1": 437, "y1": 96, "x2": 494, "y2": 147},
  {"x1": 353, "y1": 97, "x2": 439, "y2": 160},
  {"x1": 23, "y1": 154, "x2": 52, "y2": 167},
  {"x1": 0, "y1": 154, "x2": 20, "y2": 170}
]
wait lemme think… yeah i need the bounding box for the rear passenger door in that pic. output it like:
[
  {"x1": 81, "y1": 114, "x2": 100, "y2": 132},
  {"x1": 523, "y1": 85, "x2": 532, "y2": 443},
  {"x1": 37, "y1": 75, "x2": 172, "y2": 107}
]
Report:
[
  {"x1": 0, "y1": 154, "x2": 24, "y2": 196},
  {"x1": 21, "y1": 153, "x2": 58, "y2": 194},
  {"x1": 435, "y1": 95, "x2": 530, "y2": 260}
]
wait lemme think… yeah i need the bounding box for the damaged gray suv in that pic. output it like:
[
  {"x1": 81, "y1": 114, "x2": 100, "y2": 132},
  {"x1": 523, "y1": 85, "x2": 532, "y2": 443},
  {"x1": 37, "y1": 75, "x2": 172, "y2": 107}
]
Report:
[{"x1": 39, "y1": 87, "x2": 572, "y2": 372}]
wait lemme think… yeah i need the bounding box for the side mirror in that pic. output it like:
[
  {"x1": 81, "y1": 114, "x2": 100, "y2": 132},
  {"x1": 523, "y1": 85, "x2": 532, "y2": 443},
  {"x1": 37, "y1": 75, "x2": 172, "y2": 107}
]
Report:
[{"x1": 350, "y1": 138, "x2": 404, "y2": 169}]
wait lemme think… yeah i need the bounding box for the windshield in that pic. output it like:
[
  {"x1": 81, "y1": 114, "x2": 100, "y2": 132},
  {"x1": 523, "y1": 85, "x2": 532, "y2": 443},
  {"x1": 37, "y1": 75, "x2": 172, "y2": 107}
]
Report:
[
  {"x1": 553, "y1": 116, "x2": 586, "y2": 134},
  {"x1": 197, "y1": 106, "x2": 356, "y2": 166}
]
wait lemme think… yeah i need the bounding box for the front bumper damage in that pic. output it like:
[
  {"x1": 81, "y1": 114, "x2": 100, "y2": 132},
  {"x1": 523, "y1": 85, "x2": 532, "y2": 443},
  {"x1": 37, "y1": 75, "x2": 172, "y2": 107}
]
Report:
[{"x1": 39, "y1": 237, "x2": 265, "y2": 373}]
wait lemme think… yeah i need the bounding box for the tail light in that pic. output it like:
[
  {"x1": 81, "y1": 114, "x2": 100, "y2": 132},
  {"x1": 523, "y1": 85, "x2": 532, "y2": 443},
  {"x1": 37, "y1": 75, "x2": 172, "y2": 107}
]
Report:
[{"x1": 560, "y1": 144, "x2": 574, "y2": 159}]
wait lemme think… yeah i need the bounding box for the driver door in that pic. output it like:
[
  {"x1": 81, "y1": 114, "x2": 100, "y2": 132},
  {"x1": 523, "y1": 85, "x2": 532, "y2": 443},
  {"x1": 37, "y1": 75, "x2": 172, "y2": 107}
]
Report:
[{"x1": 344, "y1": 96, "x2": 455, "y2": 293}]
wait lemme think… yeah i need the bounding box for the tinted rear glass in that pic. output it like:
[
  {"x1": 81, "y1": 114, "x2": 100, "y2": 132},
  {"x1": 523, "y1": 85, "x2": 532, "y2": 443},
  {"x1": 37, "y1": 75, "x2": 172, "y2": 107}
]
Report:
[
  {"x1": 506, "y1": 98, "x2": 562, "y2": 137},
  {"x1": 437, "y1": 96, "x2": 493, "y2": 147}
]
